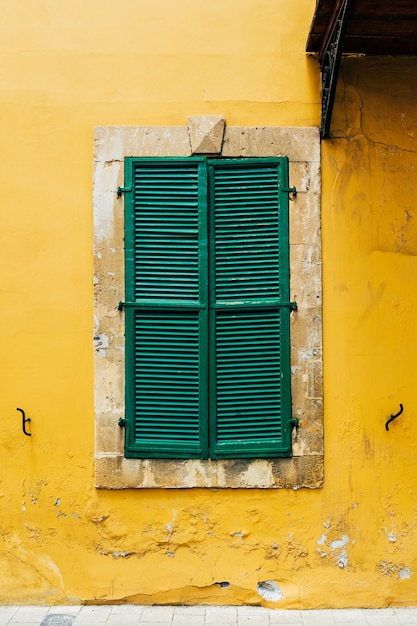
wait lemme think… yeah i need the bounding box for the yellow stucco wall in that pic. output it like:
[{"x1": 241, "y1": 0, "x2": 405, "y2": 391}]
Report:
[{"x1": 1, "y1": 0, "x2": 417, "y2": 608}]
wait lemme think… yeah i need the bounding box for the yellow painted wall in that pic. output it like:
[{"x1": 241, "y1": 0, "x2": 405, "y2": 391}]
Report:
[{"x1": 1, "y1": 0, "x2": 417, "y2": 608}]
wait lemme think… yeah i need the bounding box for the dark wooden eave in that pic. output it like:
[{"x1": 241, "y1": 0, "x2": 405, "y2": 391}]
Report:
[
  {"x1": 306, "y1": 0, "x2": 417, "y2": 138},
  {"x1": 307, "y1": 0, "x2": 417, "y2": 56}
]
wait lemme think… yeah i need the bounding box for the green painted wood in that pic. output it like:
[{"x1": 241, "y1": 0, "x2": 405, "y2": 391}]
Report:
[
  {"x1": 208, "y1": 159, "x2": 292, "y2": 458},
  {"x1": 124, "y1": 157, "x2": 292, "y2": 459},
  {"x1": 124, "y1": 158, "x2": 208, "y2": 458}
]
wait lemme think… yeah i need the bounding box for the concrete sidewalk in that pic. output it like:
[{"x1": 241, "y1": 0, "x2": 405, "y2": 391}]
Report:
[{"x1": 1, "y1": 605, "x2": 417, "y2": 626}]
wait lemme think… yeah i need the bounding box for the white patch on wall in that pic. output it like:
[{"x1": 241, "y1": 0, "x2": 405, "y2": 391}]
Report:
[
  {"x1": 329, "y1": 535, "x2": 349, "y2": 550},
  {"x1": 94, "y1": 334, "x2": 109, "y2": 350},
  {"x1": 257, "y1": 580, "x2": 284, "y2": 602},
  {"x1": 93, "y1": 161, "x2": 121, "y2": 244},
  {"x1": 337, "y1": 551, "x2": 348, "y2": 568},
  {"x1": 398, "y1": 566, "x2": 412, "y2": 580},
  {"x1": 317, "y1": 534, "x2": 350, "y2": 566}
]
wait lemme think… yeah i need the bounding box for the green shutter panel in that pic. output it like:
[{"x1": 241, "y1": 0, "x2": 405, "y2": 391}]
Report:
[
  {"x1": 124, "y1": 158, "x2": 208, "y2": 458},
  {"x1": 208, "y1": 159, "x2": 292, "y2": 458}
]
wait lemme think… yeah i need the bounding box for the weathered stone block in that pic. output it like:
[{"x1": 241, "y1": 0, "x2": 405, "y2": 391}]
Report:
[{"x1": 187, "y1": 115, "x2": 226, "y2": 154}]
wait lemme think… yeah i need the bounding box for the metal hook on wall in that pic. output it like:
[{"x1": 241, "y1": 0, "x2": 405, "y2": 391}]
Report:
[
  {"x1": 385, "y1": 404, "x2": 403, "y2": 431},
  {"x1": 17, "y1": 408, "x2": 31, "y2": 436}
]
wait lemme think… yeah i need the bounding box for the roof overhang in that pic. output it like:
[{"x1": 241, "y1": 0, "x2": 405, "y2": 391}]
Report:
[{"x1": 306, "y1": 0, "x2": 417, "y2": 138}]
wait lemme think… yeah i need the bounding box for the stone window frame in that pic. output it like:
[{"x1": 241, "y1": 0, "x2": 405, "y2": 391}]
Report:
[{"x1": 93, "y1": 117, "x2": 323, "y2": 489}]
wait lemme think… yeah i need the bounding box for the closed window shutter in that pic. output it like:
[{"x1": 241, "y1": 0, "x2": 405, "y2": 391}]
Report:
[
  {"x1": 123, "y1": 157, "x2": 292, "y2": 460},
  {"x1": 124, "y1": 159, "x2": 208, "y2": 458},
  {"x1": 208, "y1": 160, "x2": 292, "y2": 458}
]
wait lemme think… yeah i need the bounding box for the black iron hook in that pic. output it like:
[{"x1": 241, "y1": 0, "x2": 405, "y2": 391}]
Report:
[
  {"x1": 385, "y1": 404, "x2": 403, "y2": 431},
  {"x1": 17, "y1": 407, "x2": 31, "y2": 436}
]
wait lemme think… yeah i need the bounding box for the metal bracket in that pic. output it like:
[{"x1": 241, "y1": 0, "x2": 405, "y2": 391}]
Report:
[
  {"x1": 279, "y1": 302, "x2": 298, "y2": 311},
  {"x1": 282, "y1": 186, "x2": 297, "y2": 198},
  {"x1": 319, "y1": 0, "x2": 351, "y2": 139},
  {"x1": 118, "y1": 418, "x2": 127, "y2": 428},
  {"x1": 290, "y1": 418, "x2": 299, "y2": 430},
  {"x1": 17, "y1": 407, "x2": 31, "y2": 437},
  {"x1": 117, "y1": 185, "x2": 132, "y2": 198},
  {"x1": 118, "y1": 301, "x2": 140, "y2": 311},
  {"x1": 385, "y1": 404, "x2": 404, "y2": 431}
]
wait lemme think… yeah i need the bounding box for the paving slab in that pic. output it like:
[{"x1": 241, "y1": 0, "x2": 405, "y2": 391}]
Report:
[
  {"x1": 1, "y1": 605, "x2": 417, "y2": 626},
  {"x1": 270, "y1": 610, "x2": 303, "y2": 624},
  {"x1": 106, "y1": 617, "x2": 140, "y2": 626},
  {"x1": 10, "y1": 608, "x2": 49, "y2": 624},
  {"x1": 331, "y1": 609, "x2": 366, "y2": 623},
  {"x1": 140, "y1": 607, "x2": 174, "y2": 623}
]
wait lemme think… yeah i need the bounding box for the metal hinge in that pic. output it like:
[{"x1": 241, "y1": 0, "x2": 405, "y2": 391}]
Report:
[
  {"x1": 118, "y1": 418, "x2": 127, "y2": 428},
  {"x1": 117, "y1": 185, "x2": 133, "y2": 198},
  {"x1": 290, "y1": 418, "x2": 299, "y2": 430},
  {"x1": 118, "y1": 301, "x2": 141, "y2": 311},
  {"x1": 282, "y1": 186, "x2": 297, "y2": 198}
]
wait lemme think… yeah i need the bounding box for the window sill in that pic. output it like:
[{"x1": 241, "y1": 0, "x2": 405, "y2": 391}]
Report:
[{"x1": 95, "y1": 454, "x2": 324, "y2": 489}]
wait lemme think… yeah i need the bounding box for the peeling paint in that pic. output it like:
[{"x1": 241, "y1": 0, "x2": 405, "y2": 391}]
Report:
[
  {"x1": 337, "y1": 551, "x2": 349, "y2": 569},
  {"x1": 94, "y1": 334, "x2": 109, "y2": 350},
  {"x1": 399, "y1": 567, "x2": 412, "y2": 580},
  {"x1": 257, "y1": 580, "x2": 283, "y2": 602},
  {"x1": 329, "y1": 535, "x2": 349, "y2": 550},
  {"x1": 112, "y1": 552, "x2": 132, "y2": 559},
  {"x1": 214, "y1": 581, "x2": 230, "y2": 588}
]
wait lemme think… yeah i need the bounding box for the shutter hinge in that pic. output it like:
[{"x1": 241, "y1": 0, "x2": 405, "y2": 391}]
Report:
[
  {"x1": 118, "y1": 301, "x2": 139, "y2": 311},
  {"x1": 118, "y1": 418, "x2": 127, "y2": 428},
  {"x1": 117, "y1": 185, "x2": 133, "y2": 198},
  {"x1": 290, "y1": 418, "x2": 299, "y2": 430},
  {"x1": 282, "y1": 186, "x2": 297, "y2": 198}
]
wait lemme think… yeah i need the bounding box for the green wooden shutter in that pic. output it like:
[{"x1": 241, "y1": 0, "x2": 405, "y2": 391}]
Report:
[
  {"x1": 208, "y1": 158, "x2": 292, "y2": 458},
  {"x1": 123, "y1": 156, "x2": 292, "y2": 460},
  {"x1": 124, "y1": 158, "x2": 209, "y2": 458}
]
